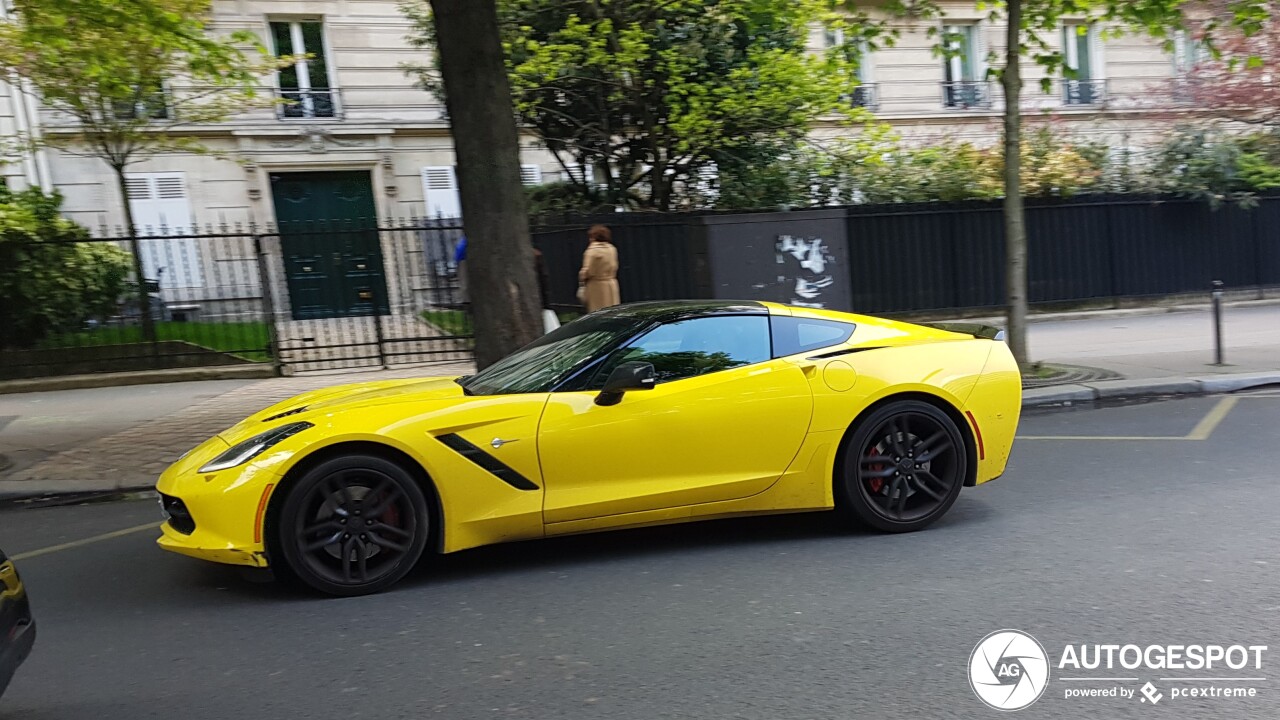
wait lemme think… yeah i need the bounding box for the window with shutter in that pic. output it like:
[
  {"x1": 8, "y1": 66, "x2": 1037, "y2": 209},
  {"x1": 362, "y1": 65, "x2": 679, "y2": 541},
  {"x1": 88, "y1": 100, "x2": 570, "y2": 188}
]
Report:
[
  {"x1": 125, "y1": 172, "x2": 204, "y2": 291},
  {"x1": 420, "y1": 166, "x2": 461, "y2": 219},
  {"x1": 520, "y1": 164, "x2": 543, "y2": 186}
]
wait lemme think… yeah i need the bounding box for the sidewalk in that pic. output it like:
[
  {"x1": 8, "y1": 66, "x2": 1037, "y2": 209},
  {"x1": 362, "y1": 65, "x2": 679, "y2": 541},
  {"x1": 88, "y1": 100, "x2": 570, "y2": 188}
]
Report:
[
  {"x1": 0, "y1": 361, "x2": 474, "y2": 499},
  {"x1": 1, "y1": 303, "x2": 1277, "y2": 499}
]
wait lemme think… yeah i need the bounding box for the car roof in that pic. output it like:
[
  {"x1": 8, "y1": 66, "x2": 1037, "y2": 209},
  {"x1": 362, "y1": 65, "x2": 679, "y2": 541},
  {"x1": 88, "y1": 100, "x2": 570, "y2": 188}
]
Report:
[{"x1": 591, "y1": 300, "x2": 767, "y2": 323}]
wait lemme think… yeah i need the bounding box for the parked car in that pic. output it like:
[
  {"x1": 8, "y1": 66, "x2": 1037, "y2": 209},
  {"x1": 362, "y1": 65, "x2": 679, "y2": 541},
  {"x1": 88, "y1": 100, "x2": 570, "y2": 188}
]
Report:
[
  {"x1": 156, "y1": 300, "x2": 1021, "y2": 596},
  {"x1": 0, "y1": 547, "x2": 35, "y2": 698}
]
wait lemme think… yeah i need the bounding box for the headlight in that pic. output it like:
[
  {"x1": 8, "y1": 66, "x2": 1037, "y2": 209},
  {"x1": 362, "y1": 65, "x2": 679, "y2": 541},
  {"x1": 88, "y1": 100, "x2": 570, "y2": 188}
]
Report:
[{"x1": 198, "y1": 422, "x2": 313, "y2": 473}]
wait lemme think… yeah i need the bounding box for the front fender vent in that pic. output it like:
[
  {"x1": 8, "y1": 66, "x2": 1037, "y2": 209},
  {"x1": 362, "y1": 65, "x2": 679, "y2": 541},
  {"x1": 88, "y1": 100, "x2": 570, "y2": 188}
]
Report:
[{"x1": 436, "y1": 433, "x2": 539, "y2": 491}]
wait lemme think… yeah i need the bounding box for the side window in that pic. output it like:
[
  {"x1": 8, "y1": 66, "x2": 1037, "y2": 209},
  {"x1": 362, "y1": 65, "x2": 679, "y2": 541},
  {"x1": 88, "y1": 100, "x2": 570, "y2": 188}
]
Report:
[
  {"x1": 771, "y1": 316, "x2": 855, "y2": 357},
  {"x1": 590, "y1": 315, "x2": 771, "y2": 388}
]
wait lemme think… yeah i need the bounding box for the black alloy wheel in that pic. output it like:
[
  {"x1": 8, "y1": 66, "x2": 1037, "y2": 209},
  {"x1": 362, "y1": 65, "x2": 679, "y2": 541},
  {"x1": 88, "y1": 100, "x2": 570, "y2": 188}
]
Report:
[
  {"x1": 276, "y1": 454, "x2": 430, "y2": 596},
  {"x1": 838, "y1": 400, "x2": 967, "y2": 532}
]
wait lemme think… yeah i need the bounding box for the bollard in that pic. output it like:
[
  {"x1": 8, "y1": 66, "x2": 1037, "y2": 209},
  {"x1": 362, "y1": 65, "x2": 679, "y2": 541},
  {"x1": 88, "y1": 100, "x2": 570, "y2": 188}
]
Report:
[{"x1": 1211, "y1": 280, "x2": 1225, "y2": 366}]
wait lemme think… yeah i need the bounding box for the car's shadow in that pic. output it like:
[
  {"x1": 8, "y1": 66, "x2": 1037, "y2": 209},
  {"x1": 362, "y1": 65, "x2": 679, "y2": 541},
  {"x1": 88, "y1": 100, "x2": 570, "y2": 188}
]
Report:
[{"x1": 173, "y1": 497, "x2": 994, "y2": 602}]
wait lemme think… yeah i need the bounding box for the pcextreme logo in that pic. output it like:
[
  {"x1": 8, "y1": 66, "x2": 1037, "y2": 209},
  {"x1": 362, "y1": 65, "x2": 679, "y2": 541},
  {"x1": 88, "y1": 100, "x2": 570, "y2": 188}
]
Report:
[{"x1": 968, "y1": 630, "x2": 1268, "y2": 711}]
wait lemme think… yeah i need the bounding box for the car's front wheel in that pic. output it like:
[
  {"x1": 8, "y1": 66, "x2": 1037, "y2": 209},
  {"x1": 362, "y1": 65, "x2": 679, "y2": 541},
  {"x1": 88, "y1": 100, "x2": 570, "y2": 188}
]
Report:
[
  {"x1": 275, "y1": 454, "x2": 431, "y2": 596},
  {"x1": 838, "y1": 400, "x2": 968, "y2": 532}
]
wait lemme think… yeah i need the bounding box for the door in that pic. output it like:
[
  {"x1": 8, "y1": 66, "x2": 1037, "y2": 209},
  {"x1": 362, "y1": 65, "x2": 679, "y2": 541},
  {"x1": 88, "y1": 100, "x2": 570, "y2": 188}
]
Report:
[
  {"x1": 270, "y1": 171, "x2": 389, "y2": 320},
  {"x1": 537, "y1": 314, "x2": 814, "y2": 525}
]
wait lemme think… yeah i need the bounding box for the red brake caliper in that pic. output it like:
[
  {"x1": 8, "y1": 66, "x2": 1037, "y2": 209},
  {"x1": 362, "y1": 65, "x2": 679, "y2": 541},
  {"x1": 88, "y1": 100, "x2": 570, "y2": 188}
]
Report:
[{"x1": 866, "y1": 445, "x2": 884, "y2": 494}]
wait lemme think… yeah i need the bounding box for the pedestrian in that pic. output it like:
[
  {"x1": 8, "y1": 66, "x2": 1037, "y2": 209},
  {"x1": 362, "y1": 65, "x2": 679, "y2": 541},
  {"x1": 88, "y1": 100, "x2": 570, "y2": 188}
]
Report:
[
  {"x1": 533, "y1": 247, "x2": 560, "y2": 333},
  {"x1": 453, "y1": 235, "x2": 468, "y2": 304},
  {"x1": 577, "y1": 224, "x2": 620, "y2": 313}
]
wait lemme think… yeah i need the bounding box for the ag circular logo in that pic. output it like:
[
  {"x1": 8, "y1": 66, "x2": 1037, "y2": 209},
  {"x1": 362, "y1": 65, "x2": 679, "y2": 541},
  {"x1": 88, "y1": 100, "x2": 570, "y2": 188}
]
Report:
[{"x1": 969, "y1": 629, "x2": 1051, "y2": 711}]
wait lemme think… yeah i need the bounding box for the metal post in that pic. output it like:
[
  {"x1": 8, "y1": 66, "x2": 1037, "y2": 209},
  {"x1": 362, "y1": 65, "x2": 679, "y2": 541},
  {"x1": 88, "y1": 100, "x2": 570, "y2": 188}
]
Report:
[
  {"x1": 1211, "y1": 279, "x2": 1225, "y2": 366},
  {"x1": 254, "y1": 234, "x2": 284, "y2": 377}
]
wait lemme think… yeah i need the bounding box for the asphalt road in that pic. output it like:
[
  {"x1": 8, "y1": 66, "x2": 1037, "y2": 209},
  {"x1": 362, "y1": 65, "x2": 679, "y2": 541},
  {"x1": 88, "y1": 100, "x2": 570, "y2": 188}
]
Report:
[{"x1": 2, "y1": 391, "x2": 1278, "y2": 719}]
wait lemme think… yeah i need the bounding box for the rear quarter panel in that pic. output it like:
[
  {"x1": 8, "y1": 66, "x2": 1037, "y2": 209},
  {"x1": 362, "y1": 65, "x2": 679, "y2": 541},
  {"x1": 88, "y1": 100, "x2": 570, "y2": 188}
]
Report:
[{"x1": 963, "y1": 342, "x2": 1022, "y2": 484}]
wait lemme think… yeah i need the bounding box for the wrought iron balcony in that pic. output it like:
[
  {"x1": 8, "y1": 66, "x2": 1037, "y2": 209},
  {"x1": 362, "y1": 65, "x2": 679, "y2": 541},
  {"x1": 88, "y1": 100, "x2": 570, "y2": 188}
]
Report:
[
  {"x1": 1062, "y1": 79, "x2": 1108, "y2": 107},
  {"x1": 274, "y1": 87, "x2": 342, "y2": 120},
  {"x1": 941, "y1": 81, "x2": 993, "y2": 110},
  {"x1": 850, "y1": 84, "x2": 879, "y2": 110}
]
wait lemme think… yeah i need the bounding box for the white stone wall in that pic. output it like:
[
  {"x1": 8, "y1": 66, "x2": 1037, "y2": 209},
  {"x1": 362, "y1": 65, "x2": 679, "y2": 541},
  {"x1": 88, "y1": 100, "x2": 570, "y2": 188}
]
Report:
[{"x1": 1, "y1": 0, "x2": 1200, "y2": 221}]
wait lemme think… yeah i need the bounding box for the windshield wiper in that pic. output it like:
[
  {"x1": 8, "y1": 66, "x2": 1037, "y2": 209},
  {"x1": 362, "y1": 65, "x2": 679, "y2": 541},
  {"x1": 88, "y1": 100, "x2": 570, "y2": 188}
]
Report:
[{"x1": 454, "y1": 376, "x2": 476, "y2": 396}]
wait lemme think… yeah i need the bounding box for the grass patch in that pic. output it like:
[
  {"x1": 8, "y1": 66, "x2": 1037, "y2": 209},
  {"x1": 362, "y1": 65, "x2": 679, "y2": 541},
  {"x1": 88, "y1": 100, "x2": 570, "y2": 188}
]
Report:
[
  {"x1": 38, "y1": 321, "x2": 272, "y2": 361},
  {"x1": 1019, "y1": 361, "x2": 1070, "y2": 381},
  {"x1": 421, "y1": 309, "x2": 473, "y2": 337}
]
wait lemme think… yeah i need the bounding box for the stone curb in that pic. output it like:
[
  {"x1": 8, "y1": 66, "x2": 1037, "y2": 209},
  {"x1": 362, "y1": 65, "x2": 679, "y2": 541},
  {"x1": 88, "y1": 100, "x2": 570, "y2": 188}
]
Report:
[
  {"x1": 1022, "y1": 371, "x2": 1280, "y2": 409},
  {"x1": 0, "y1": 364, "x2": 276, "y2": 395}
]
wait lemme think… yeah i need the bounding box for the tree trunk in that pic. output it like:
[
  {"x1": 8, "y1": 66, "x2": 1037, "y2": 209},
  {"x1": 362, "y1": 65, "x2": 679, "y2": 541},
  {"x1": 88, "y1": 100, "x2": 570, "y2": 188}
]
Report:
[
  {"x1": 114, "y1": 166, "x2": 156, "y2": 343},
  {"x1": 430, "y1": 0, "x2": 542, "y2": 368},
  {"x1": 1001, "y1": 0, "x2": 1029, "y2": 365}
]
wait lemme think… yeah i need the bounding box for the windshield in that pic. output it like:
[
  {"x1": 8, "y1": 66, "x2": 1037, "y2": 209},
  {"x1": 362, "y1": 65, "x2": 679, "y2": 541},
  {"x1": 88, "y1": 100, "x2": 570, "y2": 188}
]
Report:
[{"x1": 461, "y1": 314, "x2": 649, "y2": 395}]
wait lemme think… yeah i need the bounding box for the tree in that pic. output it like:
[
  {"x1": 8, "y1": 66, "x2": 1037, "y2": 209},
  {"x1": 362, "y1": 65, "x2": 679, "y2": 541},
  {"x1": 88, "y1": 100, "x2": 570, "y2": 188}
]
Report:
[
  {"x1": 0, "y1": 185, "x2": 131, "y2": 350},
  {"x1": 0, "y1": 0, "x2": 280, "y2": 341},
  {"x1": 1181, "y1": 1, "x2": 1280, "y2": 130},
  {"x1": 407, "y1": 0, "x2": 873, "y2": 211},
  {"x1": 428, "y1": 0, "x2": 543, "y2": 367},
  {"x1": 878, "y1": 0, "x2": 1274, "y2": 364}
]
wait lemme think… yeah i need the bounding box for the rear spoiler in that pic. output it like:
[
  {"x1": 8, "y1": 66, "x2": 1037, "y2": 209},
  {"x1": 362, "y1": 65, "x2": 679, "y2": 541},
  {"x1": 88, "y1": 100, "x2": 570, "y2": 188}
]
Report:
[{"x1": 918, "y1": 322, "x2": 1007, "y2": 342}]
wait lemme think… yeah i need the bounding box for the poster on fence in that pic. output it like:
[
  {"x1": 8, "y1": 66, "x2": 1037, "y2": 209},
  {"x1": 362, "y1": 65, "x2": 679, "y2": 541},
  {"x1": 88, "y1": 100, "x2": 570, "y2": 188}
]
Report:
[{"x1": 701, "y1": 209, "x2": 851, "y2": 311}]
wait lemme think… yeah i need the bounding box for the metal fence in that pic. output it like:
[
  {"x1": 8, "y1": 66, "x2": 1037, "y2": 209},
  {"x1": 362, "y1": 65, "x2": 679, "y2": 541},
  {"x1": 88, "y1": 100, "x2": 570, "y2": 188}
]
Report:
[
  {"x1": 6, "y1": 194, "x2": 1279, "y2": 380},
  {"x1": 844, "y1": 193, "x2": 1280, "y2": 314},
  {"x1": 534, "y1": 193, "x2": 1280, "y2": 315},
  {"x1": 0, "y1": 220, "x2": 471, "y2": 380}
]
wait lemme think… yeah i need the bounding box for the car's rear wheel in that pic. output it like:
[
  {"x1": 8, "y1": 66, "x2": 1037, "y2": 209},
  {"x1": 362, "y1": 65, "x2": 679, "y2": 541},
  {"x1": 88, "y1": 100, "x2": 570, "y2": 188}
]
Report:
[
  {"x1": 838, "y1": 400, "x2": 967, "y2": 532},
  {"x1": 276, "y1": 454, "x2": 430, "y2": 596}
]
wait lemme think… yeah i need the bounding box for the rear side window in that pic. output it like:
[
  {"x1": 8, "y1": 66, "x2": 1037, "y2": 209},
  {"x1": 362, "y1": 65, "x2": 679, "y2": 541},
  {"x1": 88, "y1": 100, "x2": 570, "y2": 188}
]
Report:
[{"x1": 771, "y1": 316, "x2": 855, "y2": 357}]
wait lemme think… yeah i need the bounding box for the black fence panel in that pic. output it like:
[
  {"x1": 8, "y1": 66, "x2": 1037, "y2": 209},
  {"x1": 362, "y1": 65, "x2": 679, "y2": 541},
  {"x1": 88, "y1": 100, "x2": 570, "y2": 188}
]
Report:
[
  {"x1": 1028, "y1": 202, "x2": 1112, "y2": 303},
  {"x1": 1258, "y1": 197, "x2": 1280, "y2": 286},
  {"x1": 844, "y1": 194, "x2": 1279, "y2": 315},
  {"x1": 847, "y1": 204, "x2": 1006, "y2": 313}
]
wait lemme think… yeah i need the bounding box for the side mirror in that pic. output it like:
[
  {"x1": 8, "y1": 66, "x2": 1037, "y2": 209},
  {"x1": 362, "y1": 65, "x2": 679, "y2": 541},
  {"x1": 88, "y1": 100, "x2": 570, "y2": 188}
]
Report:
[{"x1": 595, "y1": 361, "x2": 656, "y2": 406}]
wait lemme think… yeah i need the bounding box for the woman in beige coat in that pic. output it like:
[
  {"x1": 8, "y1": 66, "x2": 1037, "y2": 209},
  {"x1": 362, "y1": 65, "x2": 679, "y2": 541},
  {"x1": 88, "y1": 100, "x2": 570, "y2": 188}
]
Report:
[{"x1": 578, "y1": 224, "x2": 621, "y2": 312}]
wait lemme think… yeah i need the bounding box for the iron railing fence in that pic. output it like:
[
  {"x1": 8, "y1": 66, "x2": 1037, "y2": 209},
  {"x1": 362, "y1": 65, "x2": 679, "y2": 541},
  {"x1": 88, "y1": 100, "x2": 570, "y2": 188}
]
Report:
[
  {"x1": 1, "y1": 219, "x2": 471, "y2": 380},
  {"x1": 7, "y1": 194, "x2": 1279, "y2": 380}
]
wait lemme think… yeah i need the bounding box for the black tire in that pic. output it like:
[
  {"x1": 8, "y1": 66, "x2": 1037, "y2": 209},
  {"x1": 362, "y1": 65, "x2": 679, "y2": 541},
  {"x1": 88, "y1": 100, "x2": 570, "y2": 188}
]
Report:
[
  {"x1": 837, "y1": 400, "x2": 967, "y2": 533},
  {"x1": 275, "y1": 454, "x2": 431, "y2": 596}
]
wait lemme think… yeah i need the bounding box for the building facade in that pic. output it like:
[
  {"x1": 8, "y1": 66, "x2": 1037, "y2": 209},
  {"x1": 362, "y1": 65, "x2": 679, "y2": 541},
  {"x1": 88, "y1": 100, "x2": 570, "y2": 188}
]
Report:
[{"x1": 0, "y1": 0, "x2": 1203, "y2": 330}]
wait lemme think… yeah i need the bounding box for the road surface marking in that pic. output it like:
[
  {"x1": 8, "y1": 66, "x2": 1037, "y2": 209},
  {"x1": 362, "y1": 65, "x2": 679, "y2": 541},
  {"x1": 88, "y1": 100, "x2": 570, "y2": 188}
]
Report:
[
  {"x1": 10, "y1": 521, "x2": 160, "y2": 562},
  {"x1": 1184, "y1": 396, "x2": 1240, "y2": 440},
  {"x1": 1017, "y1": 435, "x2": 1186, "y2": 441},
  {"x1": 1019, "y1": 396, "x2": 1241, "y2": 441}
]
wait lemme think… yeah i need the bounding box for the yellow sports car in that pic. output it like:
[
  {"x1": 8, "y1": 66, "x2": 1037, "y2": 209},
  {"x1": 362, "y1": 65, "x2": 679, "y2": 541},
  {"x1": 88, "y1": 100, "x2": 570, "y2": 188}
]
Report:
[{"x1": 157, "y1": 301, "x2": 1021, "y2": 596}]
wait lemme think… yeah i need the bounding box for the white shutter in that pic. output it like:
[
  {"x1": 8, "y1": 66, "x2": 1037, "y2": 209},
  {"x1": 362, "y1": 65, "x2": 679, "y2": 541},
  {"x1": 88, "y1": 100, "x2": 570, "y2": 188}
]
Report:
[
  {"x1": 856, "y1": 39, "x2": 874, "y2": 84},
  {"x1": 562, "y1": 163, "x2": 584, "y2": 185},
  {"x1": 520, "y1": 164, "x2": 543, "y2": 186},
  {"x1": 420, "y1": 165, "x2": 461, "y2": 219},
  {"x1": 696, "y1": 164, "x2": 719, "y2": 204},
  {"x1": 125, "y1": 172, "x2": 203, "y2": 291}
]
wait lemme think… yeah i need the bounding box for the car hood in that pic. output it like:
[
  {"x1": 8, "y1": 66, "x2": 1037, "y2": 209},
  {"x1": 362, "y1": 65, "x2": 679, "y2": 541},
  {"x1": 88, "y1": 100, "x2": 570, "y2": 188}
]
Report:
[{"x1": 218, "y1": 376, "x2": 470, "y2": 443}]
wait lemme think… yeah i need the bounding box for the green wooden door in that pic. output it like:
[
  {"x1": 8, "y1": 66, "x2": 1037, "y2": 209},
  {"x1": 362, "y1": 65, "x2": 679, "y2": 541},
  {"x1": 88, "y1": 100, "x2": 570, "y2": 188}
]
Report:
[{"x1": 270, "y1": 171, "x2": 390, "y2": 320}]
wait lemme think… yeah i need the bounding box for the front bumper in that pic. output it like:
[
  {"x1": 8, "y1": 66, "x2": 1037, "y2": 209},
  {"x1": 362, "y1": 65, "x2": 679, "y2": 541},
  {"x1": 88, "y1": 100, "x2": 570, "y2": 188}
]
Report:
[
  {"x1": 0, "y1": 591, "x2": 35, "y2": 698},
  {"x1": 154, "y1": 435, "x2": 284, "y2": 569}
]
